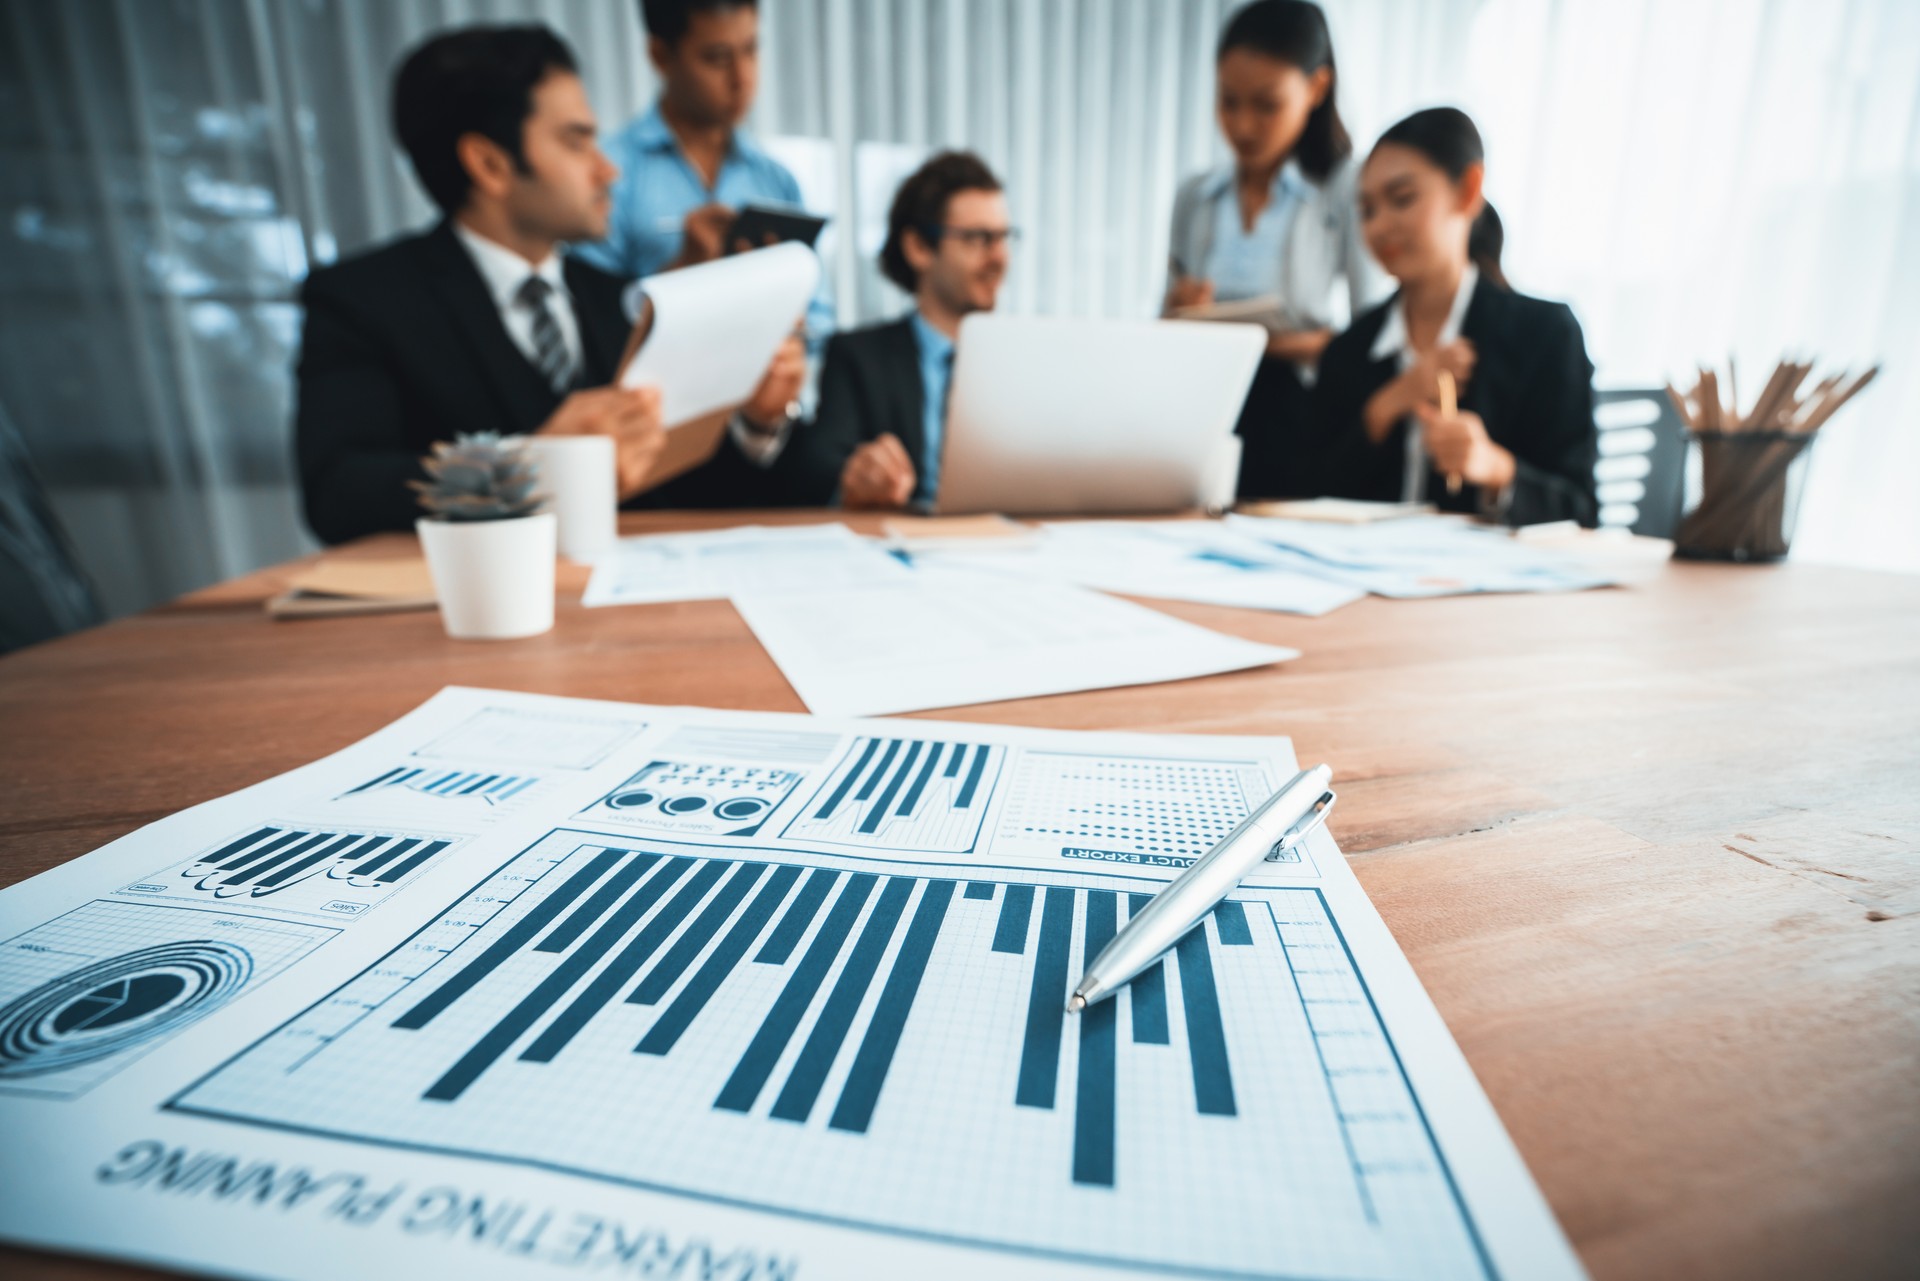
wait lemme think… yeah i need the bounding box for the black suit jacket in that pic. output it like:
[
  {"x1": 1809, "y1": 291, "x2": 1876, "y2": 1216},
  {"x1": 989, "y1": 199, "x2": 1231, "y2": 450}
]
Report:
[
  {"x1": 295, "y1": 221, "x2": 767, "y2": 545},
  {"x1": 1311, "y1": 281, "x2": 1599, "y2": 527},
  {"x1": 777, "y1": 316, "x2": 927, "y2": 505}
]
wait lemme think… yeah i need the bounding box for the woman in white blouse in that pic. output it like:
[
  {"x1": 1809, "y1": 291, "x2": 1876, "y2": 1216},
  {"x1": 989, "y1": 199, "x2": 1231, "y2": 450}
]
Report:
[{"x1": 1164, "y1": 0, "x2": 1384, "y2": 499}]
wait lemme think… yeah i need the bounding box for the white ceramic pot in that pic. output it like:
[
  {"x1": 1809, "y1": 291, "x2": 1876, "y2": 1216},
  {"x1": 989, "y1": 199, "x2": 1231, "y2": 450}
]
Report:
[{"x1": 416, "y1": 512, "x2": 557, "y2": 640}]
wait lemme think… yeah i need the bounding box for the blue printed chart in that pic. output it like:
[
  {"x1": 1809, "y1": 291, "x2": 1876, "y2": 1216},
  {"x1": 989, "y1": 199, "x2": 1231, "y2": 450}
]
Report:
[
  {"x1": 0, "y1": 901, "x2": 331, "y2": 1098},
  {"x1": 781, "y1": 735, "x2": 1005, "y2": 853},
  {"x1": 583, "y1": 760, "x2": 805, "y2": 837},
  {"x1": 991, "y1": 749, "x2": 1302, "y2": 869},
  {"x1": 116, "y1": 824, "x2": 460, "y2": 919},
  {"x1": 340, "y1": 765, "x2": 541, "y2": 808},
  {"x1": 174, "y1": 829, "x2": 1490, "y2": 1279}
]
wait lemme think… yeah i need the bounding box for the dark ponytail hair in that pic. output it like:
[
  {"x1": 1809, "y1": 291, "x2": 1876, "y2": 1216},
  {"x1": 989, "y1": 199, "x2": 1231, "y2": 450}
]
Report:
[
  {"x1": 1374, "y1": 107, "x2": 1508, "y2": 289},
  {"x1": 1217, "y1": 0, "x2": 1350, "y2": 182}
]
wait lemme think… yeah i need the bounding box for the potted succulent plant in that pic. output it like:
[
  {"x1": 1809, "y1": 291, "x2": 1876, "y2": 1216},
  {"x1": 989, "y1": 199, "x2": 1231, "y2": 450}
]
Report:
[{"x1": 411, "y1": 433, "x2": 557, "y2": 639}]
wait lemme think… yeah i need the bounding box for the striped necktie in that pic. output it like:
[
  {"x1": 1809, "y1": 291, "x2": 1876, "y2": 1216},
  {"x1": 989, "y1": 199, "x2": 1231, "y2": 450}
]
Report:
[{"x1": 515, "y1": 275, "x2": 575, "y2": 395}]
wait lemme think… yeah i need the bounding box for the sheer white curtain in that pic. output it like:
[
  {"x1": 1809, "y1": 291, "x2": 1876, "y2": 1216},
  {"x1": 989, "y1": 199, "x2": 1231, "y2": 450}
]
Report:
[{"x1": 2, "y1": 0, "x2": 1913, "y2": 620}]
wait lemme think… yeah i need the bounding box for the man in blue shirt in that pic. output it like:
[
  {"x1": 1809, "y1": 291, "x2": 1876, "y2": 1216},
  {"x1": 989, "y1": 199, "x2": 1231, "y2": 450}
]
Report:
[
  {"x1": 777, "y1": 152, "x2": 1012, "y2": 510},
  {"x1": 578, "y1": 1, "x2": 831, "y2": 376}
]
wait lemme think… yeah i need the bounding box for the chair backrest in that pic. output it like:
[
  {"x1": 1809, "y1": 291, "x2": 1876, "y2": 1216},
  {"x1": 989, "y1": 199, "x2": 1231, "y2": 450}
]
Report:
[
  {"x1": 1593, "y1": 388, "x2": 1687, "y2": 538},
  {"x1": 0, "y1": 399, "x2": 103, "y2": 653}
]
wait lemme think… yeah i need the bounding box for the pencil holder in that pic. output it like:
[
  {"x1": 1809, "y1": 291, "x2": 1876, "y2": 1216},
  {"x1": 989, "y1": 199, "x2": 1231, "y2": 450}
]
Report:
[{"x1": 1673, "y1": 430, "x2": 1814, "y2": 563}]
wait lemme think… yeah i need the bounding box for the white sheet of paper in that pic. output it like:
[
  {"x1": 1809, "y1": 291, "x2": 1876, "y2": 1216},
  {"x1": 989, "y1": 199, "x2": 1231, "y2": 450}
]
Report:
[
  {"x1": 1227, "y1": 513, "x2": 1619, "y2": 598},
  {"x1": 0, "y1": 686, "x2": 1586, "y2": 1281},
  {"x1": 581, "y1": 523, "x2": 911, "y2": 608},
  {"x1": 730, "y1": 564, "x2": 1302, "y2": 716},
  {"x1": 620, "y1": 242, "x2": 819, "y2": 426},
  {"x1": 922, "y1": 521, "x2": 1365, "y2": 617}
]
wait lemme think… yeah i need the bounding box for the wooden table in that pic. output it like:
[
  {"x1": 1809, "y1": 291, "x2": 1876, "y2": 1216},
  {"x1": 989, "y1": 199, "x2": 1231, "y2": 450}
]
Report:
[{"x1": 3, "y1": 511, "x2": 1917, "y2": 1281}]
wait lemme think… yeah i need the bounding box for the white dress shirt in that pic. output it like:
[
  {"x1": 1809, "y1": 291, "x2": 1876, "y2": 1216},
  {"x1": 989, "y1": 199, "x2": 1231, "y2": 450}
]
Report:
[
  {"x1": 452, "y1": 221, "x2": 582, "y2": 378},
  {"x1": 1369, "y1": 263, "x2": 1480, "y2": 503}
]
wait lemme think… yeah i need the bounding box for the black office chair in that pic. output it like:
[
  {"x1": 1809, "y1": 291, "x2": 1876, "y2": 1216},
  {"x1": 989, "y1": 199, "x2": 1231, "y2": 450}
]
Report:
[
  {"x1": 0, "y1": 399, "x2": 104, "y2": 653},
  {"x1": 1593, "y1": 388, "x2": 1687, "y2": 538}
]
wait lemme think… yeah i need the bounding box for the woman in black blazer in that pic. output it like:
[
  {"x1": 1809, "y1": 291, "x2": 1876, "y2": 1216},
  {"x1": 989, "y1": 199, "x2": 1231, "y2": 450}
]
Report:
[{"x1": 1312, "y1": 108, "x2": 1597, "y2": 526}]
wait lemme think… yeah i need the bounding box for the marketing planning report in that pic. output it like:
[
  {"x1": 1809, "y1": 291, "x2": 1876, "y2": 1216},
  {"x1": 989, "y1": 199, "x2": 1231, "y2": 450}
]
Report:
[{"x1": 0, "y1": 687, "x2": 1583, "y2": 1281}]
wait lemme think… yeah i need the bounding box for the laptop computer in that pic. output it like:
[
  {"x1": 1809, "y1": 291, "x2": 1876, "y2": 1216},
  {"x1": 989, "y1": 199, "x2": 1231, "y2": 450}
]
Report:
[{"x1": 934, "y1": 314, "x2": 1265, "y2": 515}]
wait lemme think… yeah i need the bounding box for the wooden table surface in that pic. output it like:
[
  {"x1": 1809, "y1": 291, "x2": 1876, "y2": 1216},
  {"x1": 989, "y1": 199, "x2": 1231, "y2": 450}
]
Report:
[{"x1": 3, "y1": 510, "x2": 1917, "y2": 1281}]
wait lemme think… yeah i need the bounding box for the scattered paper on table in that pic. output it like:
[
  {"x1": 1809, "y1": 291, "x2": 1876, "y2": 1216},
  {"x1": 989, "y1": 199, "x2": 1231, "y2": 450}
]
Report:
[
  {"x1": 731, "y1": 563, "x2": 1301, "y2": 716},
  {"x1": 922, "y1": 521, "x2": 1365, "y2": 616},
  {"x1": 0, "y1": 684, "x2": 1584, "y2": 1281},
  {"x1": 1227, "y1": 513, "x2": 1619, "y2": 598},
  {"x1": 582, "y1": 522, "x2": 911, "y2": 608}
]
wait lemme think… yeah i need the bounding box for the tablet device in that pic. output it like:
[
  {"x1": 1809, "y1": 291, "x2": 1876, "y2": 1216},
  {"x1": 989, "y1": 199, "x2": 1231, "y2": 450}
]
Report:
[
  {"x1": 935, "y1": 314, "x2": 1265, "y2": 516},
  {"x1": 726, "y1": 203, "x2": 827, "y2": 251}
]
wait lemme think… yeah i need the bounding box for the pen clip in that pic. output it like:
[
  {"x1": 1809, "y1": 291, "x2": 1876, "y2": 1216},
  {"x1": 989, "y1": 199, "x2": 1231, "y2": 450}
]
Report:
[{"x1": 1267, "y1": 788, "x2": 1336, "y2": 860}]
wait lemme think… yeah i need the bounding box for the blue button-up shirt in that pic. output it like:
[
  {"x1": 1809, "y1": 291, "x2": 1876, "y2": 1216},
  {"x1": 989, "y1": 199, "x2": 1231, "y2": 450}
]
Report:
[
  {"x1": 1204, "y1": 161, "x2": 1311, "y2": 302},
  {"x1": 910, "y1": 311, "x2": 954, "y2": 508},
  {"x1": 574, "y1": 103, "x2": 834, "y2": 343}
]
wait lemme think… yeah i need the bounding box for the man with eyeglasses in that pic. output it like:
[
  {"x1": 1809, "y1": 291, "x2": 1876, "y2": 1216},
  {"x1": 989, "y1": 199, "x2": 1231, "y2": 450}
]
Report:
[{"x1": 779, "y1": 151, "x2": 1015, "y2": 510}]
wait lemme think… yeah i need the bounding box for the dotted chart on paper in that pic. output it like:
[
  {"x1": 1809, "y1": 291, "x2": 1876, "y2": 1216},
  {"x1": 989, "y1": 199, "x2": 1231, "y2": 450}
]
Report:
[{"x1": 995, "y1": 753, "x2": 1274, "y2": 858}]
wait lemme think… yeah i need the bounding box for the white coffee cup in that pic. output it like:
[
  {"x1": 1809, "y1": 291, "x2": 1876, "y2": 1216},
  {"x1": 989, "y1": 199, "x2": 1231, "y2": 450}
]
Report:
[{"x1": 525, "y1": 435, "x2": 618, "y2": 563}]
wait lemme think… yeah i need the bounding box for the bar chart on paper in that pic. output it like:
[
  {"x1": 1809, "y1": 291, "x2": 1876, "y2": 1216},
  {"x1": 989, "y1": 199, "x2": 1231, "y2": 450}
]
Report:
[
  {"x1": 175, "y1": 829, "x2": 1490, "y2": 1279},
  {"x1": 115, "y1": 825, "x2": 460, "y2": 918}
]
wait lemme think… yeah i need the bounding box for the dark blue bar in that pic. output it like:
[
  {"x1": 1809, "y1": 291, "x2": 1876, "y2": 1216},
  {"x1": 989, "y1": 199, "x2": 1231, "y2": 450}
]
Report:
[
  {"x1": 349, "y1": 837, "x2": 419, "y2": 878},
  {"x1": 830, "y1": 879, "x2": 956, "y2": 1133},
  {"x1": 535, "y1": 852, "x2": 657, "y2": 953},
  {"x1": 859, "y1": 742, "x2": 924, "y2": 834},
  {"x1": 1175, "y1": 924, "x2": 1237, "y2": 1116},
  {"x1": 1073, "y1": 890, "x2": 1119, "y2": 1187},
  {"x1": 394, "y1": 847, "x2": 623, "y2": 1030},
  {"x1": 628, "y1": 861, "x2": 768, "y2": 1004},
  {"x1": 516, "y1": 859, "x2": 722, "y2": 1064},
  {"x1": 1126, "y1": 894, "x2": 1169, "y2": 1045},
  {"x1": 771, "y1": 877, "x2": 915, "y2": 1122},
  {"x1": 756, "y1": 867, "x2": 837, "y2": 964},
  {"x1": 1015, "y1": 887, "x2": 1076, "y2": 1108},
  {"x1": 814, "y1": 738, "x2": 880, "y2": 819},
  {"x1": 964, "y1": 881, "x2": 996, "y2": 901},
  {"x1": 715, "y1": 873, "x2": 877, "y2": 1113},
  {"x1": 225, "y1": 831, "x2": 335, "y2": 885},
  {"x1": 345, "y1": 769, "x2": 402, "y2": 795},
  {"x1": 637, "y1": 865, "x2": 801, "y2": 1056},
  {"x1": 1214, "y1": 900, "x2": 1253, "y2": 946},
  {"x1": 897, "y1": 744, "x2": 944, "y2": 816},
  {"x1": 957, "y1": 745, "x2": 990, "y2": 807},
  {"x1": 942, "y1": 744, "x2": 964, "y2": 777},
  {"x1": 426, "y1": 857, "x2": 699, "y2": 1097},
  {"x1": 214, "y1": 828, "x2": 302, "y2": 871},
  {"x1": 853, "y1": 740, "x2": 902, "y2": 802},
  {"x1": 378, "y1": 839, "x2": 452, "y2": 883},
  {"x1": 423, "y1": 772, "x2": 462, "y2": 793},
  {"x1": 457, "y1": 774, "x2": 500, "y2": 795},
  {"x1": 993, "y1": 883, "x2": 1035, "y2": 953},
  {"x1": 253, "y1": 833, "x2": 364, "y2": 890}
]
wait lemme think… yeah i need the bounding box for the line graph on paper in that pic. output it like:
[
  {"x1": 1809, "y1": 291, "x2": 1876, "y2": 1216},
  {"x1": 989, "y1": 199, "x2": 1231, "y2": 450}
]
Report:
[
  {"x1": 115, "y1": 825, "x2": 461, "y2": 920},
  {"x1": 173, "y1": 831, "x2": 1487, "y2": 1279}
]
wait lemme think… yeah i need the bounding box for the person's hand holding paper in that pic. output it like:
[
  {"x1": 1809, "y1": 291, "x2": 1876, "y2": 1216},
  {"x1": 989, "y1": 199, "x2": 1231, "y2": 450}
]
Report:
[{"x1": 741, "y1": 332, "x2": 806, "y2": 431}]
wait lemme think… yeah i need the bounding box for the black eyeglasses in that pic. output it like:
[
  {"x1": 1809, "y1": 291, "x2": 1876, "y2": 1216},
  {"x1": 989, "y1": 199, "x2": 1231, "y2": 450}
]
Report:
[{"x1": 922, "y1": 225, "x2": 1021, "y2": 250}]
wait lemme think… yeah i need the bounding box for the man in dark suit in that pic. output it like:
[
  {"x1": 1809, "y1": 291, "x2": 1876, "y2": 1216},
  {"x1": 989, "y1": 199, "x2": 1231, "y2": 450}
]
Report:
[
  {"x1": 295, "y1": 24, "x2": 800, "y2": 545},
  {"x1": 777, "y1": 152, "x2": 1011, "y2": 509}
]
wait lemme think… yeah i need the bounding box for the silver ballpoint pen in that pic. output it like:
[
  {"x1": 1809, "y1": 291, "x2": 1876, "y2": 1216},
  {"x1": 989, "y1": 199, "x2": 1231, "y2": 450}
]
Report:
[{"x1": 1067, "y1": 764, "x2": 1335, "y2": 1013}]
